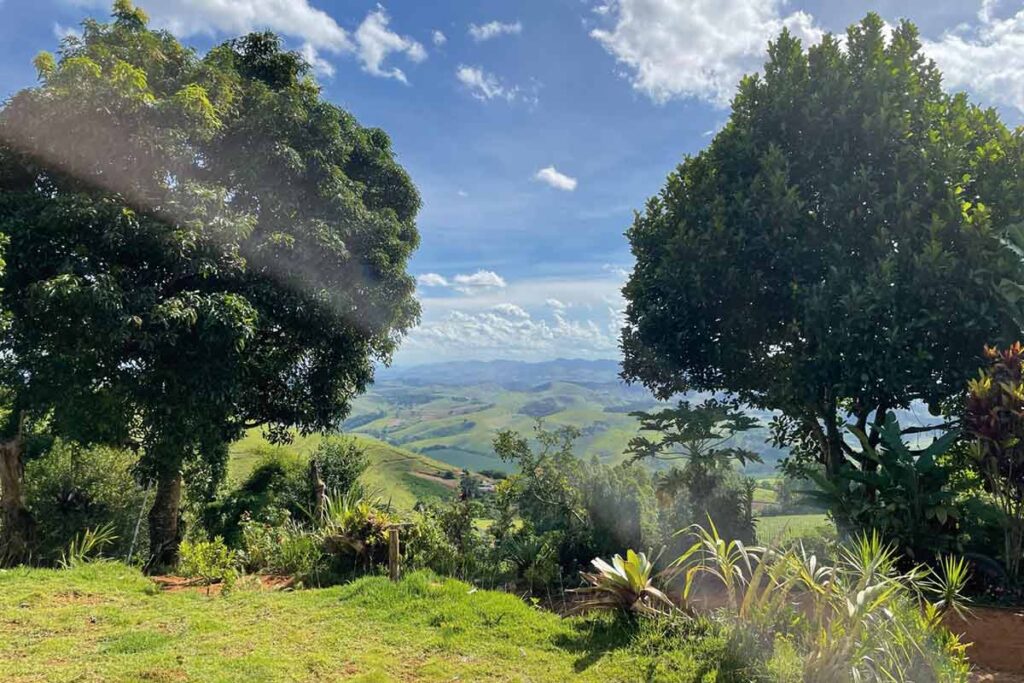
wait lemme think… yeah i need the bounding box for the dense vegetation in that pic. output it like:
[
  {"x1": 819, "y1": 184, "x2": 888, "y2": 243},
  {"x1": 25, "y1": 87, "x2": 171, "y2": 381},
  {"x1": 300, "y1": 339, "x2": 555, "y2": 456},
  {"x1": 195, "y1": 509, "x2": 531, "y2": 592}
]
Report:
[{"x1": 3, "y1": 5, "x2": 1024, "y2": 681}]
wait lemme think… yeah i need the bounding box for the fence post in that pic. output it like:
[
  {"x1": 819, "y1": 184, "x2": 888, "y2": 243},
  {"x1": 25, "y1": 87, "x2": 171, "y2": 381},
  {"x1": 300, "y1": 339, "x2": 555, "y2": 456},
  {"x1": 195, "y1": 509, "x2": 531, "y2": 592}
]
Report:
[{"x1": 388, "y1": 527, "x2": 400, "y2": 582}]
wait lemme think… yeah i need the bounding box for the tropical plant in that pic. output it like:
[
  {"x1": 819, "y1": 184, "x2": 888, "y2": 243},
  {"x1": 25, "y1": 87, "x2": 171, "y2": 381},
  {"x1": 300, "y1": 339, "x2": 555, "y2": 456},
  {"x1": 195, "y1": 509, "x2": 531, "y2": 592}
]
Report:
[
  {"x1": 621, "y1": 13, "x2": 1024, "y2": 491},
  {"x1": 674, "y1": 524, "x2": 971, "y2": 682},
  {"x1": 806, "y1": 413, "x2": 965, "y2": 562},
  {"x1": 965, "y1": 342, "x2": 1024, "y2": 579},
  {"x1": 575, "y1": 549, "x2": 674, "y2": 616},
  {"x1": 60, "y1": 522, "x2": 118, "y2": 569},
  {"x1": 0, "y1": 1, "x2": 421, "y2": 570},
  {"x1": 239, "y1": 512, "x2": 321, "y2": 581},
  {"x1": 315, "y1": 491, "x2": 396, "y2": 572},
  {"x1": 178, "y1": 537, "x2": 240, "y2": 591}
]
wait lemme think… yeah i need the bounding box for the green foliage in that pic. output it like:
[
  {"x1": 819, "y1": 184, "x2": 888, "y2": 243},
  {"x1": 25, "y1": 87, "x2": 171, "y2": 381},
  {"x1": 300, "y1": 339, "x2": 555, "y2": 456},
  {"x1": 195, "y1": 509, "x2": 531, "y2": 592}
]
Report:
[
  {"x1": 313, "y1": 437, "x2": 368, "y2": 498},
  {"x1": 0, "y1": 1, "x2": 421, "y2": 568},
  {"x1": 626, "y1": 399, "x2": 760, "y2": 466},
  {"x1": 966, "y1": 342, "x2": 1024, "y2": 579},
  {"x1": 621, "y1": 14, "x2": 1024, "y2": 487},
  {"x1": 24, "y1": 440, "x2": 146, "y2": 563},
  {"x1": 575, "y1": 549, "x2": 673, "y2": 616},
  {"x1": 806, "y1": 414, "x2": 966, "y2": 563},
  {"x1": 59, "y1": 522, "x2": 117, "y2": 569},
  {"x1": 239, "y1": 513, "x2": 321, "y2": 582},
  {"x1": 177, "y1": 537, "x2": 239, "y2": 590},
  {"x1": 316, "y1": 491, "x2": 397, "y2": 574},
  {"x1": 673, "y1": 525, "x2": 970, "y2": 682},
  {"x1": 657, "y1": 460, "x2": 756, "y2": 547},
  {"x1": 406, "y1": 500, "x2": 500, "y2": 582},
  {"x1": 492, "y1": 423, "x2": 661, "y2": 585}
]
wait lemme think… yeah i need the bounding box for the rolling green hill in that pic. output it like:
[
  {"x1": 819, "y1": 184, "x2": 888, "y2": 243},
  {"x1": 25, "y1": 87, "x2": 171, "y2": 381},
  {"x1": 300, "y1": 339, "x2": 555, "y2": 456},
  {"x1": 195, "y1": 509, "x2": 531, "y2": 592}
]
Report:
[
  {"x1": 229, "y1": 431, "x2": 462, "y2": 510},
  {"x1": 343, "y1": 360, "x2": 790, "y2": 475}
]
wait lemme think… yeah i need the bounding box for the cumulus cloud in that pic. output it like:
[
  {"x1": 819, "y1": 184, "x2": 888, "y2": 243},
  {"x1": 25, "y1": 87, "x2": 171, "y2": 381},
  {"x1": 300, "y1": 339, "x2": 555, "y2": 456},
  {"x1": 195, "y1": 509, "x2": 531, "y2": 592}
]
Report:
[
  {"x1": 452, "y1": 270, "x2": 507, "y2": 293},
  {"x1": 491, "y1": 303, "x2": 530, "y2": 318},
  {"x1": 417, "y1": 273, "x2": 449, "y2": 288},
  {"x1": 417, "y1": 270, "x2": 508, "y2": 294},
  {"x1": 432, "y1": 29, "x2": 447, "y2": 46},
  {"x1": 590, "y1": 0, "x2": 822, "y2": 106},
  {"x1": 76, "y1": 1, "x2": 424, "y2": 84},
  {"x1": 456, "y1": 65, "x2": 519, "y2": 101},
  {"x1": 299, "y1": 42, "x2": 334, "y2": 77},
  {"x1": 352, "y1": 6, "x2": 426, "y2": 83},
  {"x1": 534, "y1": 166, "x2": 578, "y2": 191},
  {"x1": 923, "y1": 1, "x2": 1024, "y2": 114},
  {"x1": 468, "y1": 20, "x2": 523, "y2": 42},
  {"x1": 546, "y1": 298, "x2": 568, "y2": 311}
]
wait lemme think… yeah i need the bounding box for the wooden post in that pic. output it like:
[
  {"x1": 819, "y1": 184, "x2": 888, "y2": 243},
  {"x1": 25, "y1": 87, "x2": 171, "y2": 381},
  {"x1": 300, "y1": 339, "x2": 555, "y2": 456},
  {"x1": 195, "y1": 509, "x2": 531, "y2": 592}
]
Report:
[{"x1": 388, "y1": 527, "x2": 401, "y2": 582}]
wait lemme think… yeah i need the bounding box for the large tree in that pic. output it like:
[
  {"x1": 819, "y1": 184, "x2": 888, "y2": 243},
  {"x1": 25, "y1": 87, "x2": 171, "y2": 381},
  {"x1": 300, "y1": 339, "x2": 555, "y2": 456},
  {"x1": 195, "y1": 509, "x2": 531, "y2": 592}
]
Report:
[
  {"x1": 621, "y1": 15, "x2": 1024, "y2": 484},
  {"x1": 0, "y1": 2, "x2": 420, "y2": 569}
]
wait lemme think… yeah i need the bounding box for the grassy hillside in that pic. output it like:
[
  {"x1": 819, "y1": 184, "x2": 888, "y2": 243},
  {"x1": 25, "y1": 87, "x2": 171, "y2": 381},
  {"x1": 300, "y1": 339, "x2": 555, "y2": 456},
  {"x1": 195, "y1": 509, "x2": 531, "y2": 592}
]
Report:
[
  {"x1": 229, "y1": 431, "x2": 462, "y2": 510},
  {"x1": 0, "y1": 563, "x2": 739, "y2": 682}
]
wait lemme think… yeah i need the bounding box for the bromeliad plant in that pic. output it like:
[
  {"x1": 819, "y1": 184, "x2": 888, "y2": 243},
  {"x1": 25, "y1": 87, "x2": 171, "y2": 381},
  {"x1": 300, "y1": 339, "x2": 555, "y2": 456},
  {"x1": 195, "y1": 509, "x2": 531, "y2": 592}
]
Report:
[{"x1": 575, "y1": 549, "x2": 674, "y2": 616}]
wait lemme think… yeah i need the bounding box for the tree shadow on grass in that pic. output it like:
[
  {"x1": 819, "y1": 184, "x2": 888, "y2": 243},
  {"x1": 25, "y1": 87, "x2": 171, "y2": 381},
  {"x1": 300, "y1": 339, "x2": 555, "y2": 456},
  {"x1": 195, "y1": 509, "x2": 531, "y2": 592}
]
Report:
[{"x1": 554, "y1": 617, "x2": 640, "y2": 673}]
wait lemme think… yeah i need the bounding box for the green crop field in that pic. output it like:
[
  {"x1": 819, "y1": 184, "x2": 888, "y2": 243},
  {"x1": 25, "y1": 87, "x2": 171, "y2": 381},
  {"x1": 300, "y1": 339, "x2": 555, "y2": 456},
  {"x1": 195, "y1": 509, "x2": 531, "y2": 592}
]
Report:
[
  {"x1": 0, "y1": 563, "x2": 740, "y2": 682},
  {"x1": 756, "y1": 514, "x2": 831, "y2": 545}
]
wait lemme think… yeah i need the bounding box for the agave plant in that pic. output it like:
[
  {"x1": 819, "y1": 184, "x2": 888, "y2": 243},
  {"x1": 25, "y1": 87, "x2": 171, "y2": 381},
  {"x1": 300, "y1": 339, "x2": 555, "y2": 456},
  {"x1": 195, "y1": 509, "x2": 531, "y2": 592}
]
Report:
[{"x1": 575, "y1": 549, "x2": 674, "y2": 616}]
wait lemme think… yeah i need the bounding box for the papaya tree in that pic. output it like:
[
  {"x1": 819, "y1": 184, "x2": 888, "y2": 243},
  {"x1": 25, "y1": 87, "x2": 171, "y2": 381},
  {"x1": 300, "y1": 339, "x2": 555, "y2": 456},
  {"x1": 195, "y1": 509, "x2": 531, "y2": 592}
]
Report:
[
  {"x1": 621, "y1": 14, "x2": 1024, "y2": 491},
  {"x1": 0, "y1": 2, "x2": 420, "y2": 569}
]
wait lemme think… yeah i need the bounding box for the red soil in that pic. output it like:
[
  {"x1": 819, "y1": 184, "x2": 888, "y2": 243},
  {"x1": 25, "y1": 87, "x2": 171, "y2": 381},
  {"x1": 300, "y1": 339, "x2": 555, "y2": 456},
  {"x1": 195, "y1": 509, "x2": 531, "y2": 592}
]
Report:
[{"x1": 946, "y1": 607, "x2": 1024, "y2": 679}]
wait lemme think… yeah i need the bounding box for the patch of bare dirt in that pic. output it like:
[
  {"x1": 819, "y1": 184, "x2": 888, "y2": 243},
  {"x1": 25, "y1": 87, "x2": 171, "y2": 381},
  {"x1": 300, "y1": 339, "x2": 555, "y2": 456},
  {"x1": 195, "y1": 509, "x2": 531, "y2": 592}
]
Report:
[
  {"x1": 947, "y1": 607, "x2": 1024, "y2": 676},
  {"x1": 150, "y1": 574, "x2": 293, "y2": 595}
]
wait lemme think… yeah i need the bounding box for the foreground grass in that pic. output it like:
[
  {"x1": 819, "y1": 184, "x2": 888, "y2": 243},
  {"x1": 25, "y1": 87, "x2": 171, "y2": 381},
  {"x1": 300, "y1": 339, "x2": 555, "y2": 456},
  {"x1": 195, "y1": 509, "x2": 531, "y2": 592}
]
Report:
[{"x1": 0, "y1": 563, "x2": 742, "y2": 682}]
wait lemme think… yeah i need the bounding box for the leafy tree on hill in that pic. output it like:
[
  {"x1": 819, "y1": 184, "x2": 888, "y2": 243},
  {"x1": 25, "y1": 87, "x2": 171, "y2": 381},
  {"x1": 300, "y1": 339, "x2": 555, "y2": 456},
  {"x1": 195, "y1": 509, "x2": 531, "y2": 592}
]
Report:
[
  {"x1": 621, "y1": 14, "x2": 1024, "y2": 491},
  {"x1": 0, "y1": 2, "x2": 419, "y2": 569}
]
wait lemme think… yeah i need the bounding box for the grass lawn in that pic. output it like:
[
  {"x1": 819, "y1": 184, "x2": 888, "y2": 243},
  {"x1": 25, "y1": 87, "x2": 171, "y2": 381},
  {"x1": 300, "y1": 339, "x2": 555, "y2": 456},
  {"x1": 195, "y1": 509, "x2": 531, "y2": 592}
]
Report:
[
  {"x1": 0, "y1": 563, "x2": 739, "y2": 682},
  {"x1": 756, "y1": 514, "x2": 831, "y2": 545}
]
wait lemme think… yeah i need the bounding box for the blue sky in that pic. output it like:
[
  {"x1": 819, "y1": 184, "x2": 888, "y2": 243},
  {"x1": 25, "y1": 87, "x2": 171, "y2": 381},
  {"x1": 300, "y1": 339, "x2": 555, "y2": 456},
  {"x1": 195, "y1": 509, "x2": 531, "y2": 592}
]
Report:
[{"x1": 2, "y1": 0, "x2": 1023, "y2": 365}]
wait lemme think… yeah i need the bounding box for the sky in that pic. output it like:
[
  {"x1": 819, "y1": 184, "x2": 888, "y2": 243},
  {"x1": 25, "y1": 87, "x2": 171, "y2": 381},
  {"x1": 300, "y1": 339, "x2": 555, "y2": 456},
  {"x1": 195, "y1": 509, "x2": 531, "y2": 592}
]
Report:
[{"x1": 2, "y1": 0, "x2": 1024, "y2": 366}]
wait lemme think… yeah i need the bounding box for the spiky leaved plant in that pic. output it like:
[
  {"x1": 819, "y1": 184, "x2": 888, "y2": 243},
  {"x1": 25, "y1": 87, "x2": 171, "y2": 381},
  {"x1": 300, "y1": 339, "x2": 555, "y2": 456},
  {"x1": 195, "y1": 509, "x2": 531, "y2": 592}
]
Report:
[{"x1": 575, "y1": 549, "x2": 674, "y2": 616}]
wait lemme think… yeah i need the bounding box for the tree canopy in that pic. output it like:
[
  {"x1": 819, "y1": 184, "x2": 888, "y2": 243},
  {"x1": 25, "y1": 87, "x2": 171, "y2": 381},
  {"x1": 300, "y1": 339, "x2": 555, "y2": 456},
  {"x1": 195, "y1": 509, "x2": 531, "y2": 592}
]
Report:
[
  {"x1": 621, "y1": 14, "x2": 1024, "y2": 482},
  {"x1": 0, "y1": 1, "x2": 420, "y2": 567}
]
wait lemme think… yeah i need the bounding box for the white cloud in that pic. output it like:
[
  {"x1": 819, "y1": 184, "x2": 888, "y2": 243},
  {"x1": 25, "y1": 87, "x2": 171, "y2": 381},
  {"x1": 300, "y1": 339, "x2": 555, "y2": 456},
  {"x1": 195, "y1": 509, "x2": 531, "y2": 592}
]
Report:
[
  {"x1": 53, "y1": 22, "x2": 81, "y2": 40},
  {"x1": 352, "y1": 6, "x2": 426, "y2": 83},
  {"x1": 590, "y1": 0, "x2": 822, "y2": 106},
  {"x1": 923, "y1": 1, "x2": 1024, "y2": 114},
  {"x1": 432, "y1": 29, "x2": 447, "y2": 46},
  {"x1": 456, "y1": 65, "x2": 518, "y2": 101},
  {"x1": 77, "y1": 1, "x2": 424, "y2": 84},
  {"x1": 492, "y1": 303, "x2": 530, "y2": 319},
  {"x1": 452, "y1": 270, "x2": 507, "y2": 293},
  {"x1": 534, "y1": 166, "x2": 578, "y2": 191},
  {"x1": 399, "y1": 272, "x2": 627, "y2": 363},
  {"x1": 299, "y1": 42, "x2": 334, "y2": 77},
  {"x1": 468, "y1": 20, "x2": 522, "y2": 42},
  {"x1": 546, "y1": 298, "x2": 568, "y2": 311},
  {"x1": 417, "y1": 273, "x2": 449, "y2": 287}
]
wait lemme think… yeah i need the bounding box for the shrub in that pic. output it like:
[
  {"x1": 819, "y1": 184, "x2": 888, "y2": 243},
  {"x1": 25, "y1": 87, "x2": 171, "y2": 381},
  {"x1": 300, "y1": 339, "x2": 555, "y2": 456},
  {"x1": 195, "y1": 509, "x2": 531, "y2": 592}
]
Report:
[
  {"x1": 24, "y1": 441, "x2": 147, "y2": 564},
  {"x1": 317, "y1": 491, "x2": 396, "y2": 574},
  {"x1": 313, "y1": 437, "x2": 368, "y2": 497},
  {"x1": 240, "y1": 514, "x2": 321, "y2": 583},
  {"x1": 179, "y1": 537, "x2": 240, "y2": 590},
  {"x1": 405, "y1": 500, "x2": 499, "y2": 582},
  {"x1": 59, "y1": 522, "x2": 118, "y2": 569}
]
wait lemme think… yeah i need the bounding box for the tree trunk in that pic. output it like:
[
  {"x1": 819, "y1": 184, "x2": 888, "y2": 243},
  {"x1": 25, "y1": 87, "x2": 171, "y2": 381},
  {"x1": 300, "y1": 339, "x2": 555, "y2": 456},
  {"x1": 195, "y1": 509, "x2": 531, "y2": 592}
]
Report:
[
  {"x1": 0, "y1": 413, "x2": 34, "y2": 565},
  {"x1": 146, "y1": 470, "x2": 183, "y2": 574}
]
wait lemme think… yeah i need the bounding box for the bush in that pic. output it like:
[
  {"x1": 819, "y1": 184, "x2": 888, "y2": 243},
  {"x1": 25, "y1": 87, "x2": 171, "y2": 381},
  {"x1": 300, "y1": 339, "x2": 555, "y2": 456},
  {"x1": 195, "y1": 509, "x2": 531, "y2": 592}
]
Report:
[
  {"x1": 240, "y1": 513, "x2": 321, "y2": 583},
  {"x1": 178, "y1": 537, "x2": 240, "y2": 590},
  {"x1": 24, "y1": 440, "x2": 147, "y2": 564},
  {"x1": 313, "y1": 437, "x2": 368, "y2": 497},
  {"x1": 405, "y1": 500, "x2": 499, "y2": 582}
]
